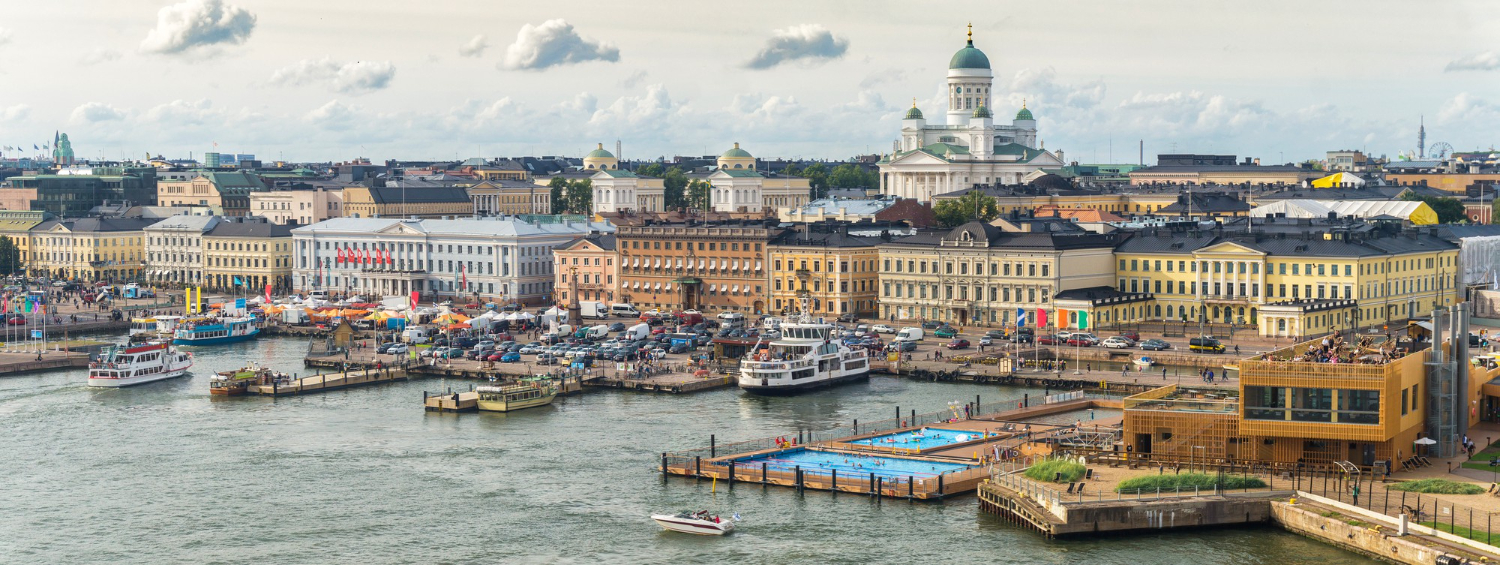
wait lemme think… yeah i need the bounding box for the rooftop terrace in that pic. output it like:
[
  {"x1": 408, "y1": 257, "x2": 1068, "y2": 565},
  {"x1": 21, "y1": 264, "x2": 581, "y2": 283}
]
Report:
[{"x1": 1123, "y1": 385, "x2": 1238, "y2": 413}]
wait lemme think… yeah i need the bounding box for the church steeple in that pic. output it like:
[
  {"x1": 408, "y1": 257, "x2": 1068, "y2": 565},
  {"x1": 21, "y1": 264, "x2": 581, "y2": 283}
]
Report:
[{"x1": 966, "y1": 22, "x2": 973, "y2": 46}]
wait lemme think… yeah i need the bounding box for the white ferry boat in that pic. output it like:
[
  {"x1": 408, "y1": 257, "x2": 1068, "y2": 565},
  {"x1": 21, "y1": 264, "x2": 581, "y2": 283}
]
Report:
[
  {"x1": 87, "y1": 342, "x2": 194, "y2": 387},
  {"x1": 173, "y1": 316, "x2": 260, "y2": 346},
  {"x1": 739, "y1": 297, "x2": 869, "y2": 395}
]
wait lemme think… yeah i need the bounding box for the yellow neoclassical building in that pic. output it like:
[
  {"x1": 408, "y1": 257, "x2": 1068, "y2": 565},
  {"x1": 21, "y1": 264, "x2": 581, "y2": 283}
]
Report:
[
  {"x1": 768, "y1": 225, "x2": 882, "y2": 317},
  {"x1": 202, "y1": 217, "x2": 295, "y2": 293},
  {"x1": 1107, "y1": 219, "x2": 1460, "y2": 338},
  {"x1": 27, "y1": 218, "x2": 154, "y2": 281},
  {"x1": 342, "y1": 186, "x2": 473, "y2": 219}
]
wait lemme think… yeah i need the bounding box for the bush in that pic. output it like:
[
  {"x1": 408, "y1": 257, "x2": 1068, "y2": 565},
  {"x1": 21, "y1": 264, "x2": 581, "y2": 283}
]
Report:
[
  {"x1": 1387, "y1": 479, "x2": 1485, "y2": 495},
  {"x1": 1115, "y1": 473, "x2": 1266, "y2": 493},
  {"x1": 1024, "y1": 458, "x2": 1086, "y2": 483}
]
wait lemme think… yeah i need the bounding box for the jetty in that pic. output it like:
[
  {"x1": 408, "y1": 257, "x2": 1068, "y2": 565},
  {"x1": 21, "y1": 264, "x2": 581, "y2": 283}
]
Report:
[
  {"x1": 246, "y1": 366, "x2": 407, "y2": 397},
  {"x1": 585, "y1": 371, "x2": 736, "y2": 394},
  {"x1": 425, "y1": 390, "x2": 479, "y2": 412}
]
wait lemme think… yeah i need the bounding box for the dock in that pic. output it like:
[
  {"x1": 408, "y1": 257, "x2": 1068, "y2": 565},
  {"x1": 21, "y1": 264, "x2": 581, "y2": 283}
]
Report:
[
  {"x1": 425, "y1": 390, "x2": 479, "y2": 412},
  {"x1": 585, "y1": 372, "x2": 737, "y2": 394},
  {"x1": 246, "y1": 366, "x2": 407, "y2": 396}
]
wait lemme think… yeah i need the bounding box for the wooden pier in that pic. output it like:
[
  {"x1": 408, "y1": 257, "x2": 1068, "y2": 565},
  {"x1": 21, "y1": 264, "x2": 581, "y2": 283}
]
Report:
[
  {"x1": 585, "y1": 372, "x2": 736, "y2": 394},
  {"x1": 246, "y1": 367, "x2": 407, "y2": 397},
  {"x1": 425, "y1": 391, "x2": 478, "y2": 412}
]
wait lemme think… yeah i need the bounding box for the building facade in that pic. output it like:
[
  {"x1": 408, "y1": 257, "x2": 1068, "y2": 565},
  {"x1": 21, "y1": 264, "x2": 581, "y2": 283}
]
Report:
[
  {"x1": 553, "y1": 234, "x2": 619, "y2": 305},
  {"x1": 706, "y1": 144, "x2": 812, "y2": 213},
  {"x1": 341, "y1": 186, "x2": 473, "y2": 219},
  {"x1": 13, "y1": 174, "x2": 155, "y2": 217},
  {"x1": 157, "y1": 172, "x2": 265, "y2": 216},
  {"x1": 27, "y1": 218, "x2": 152, "y2": 281},
  {"x1": 767, "y1": 225, "x2": 881, "y2": 317},
  {"x1": 292, "y1": 217, "x2": 612, "y2": 303},
  {"x1": 203, "y1": 216, "x2": 294, "y2": 293},
  {"x1": 249, "y1": 185, "x2": 345, "y2": 226},
  {"x1": 614, "y1": 221, "x2": 780, "y2": 314},
  {"x1": 466, "y1": 180, "x2": 550, "y2": 216},
  {"x1": 143, "y1": 215, "x2": 219, "y2": 287}
]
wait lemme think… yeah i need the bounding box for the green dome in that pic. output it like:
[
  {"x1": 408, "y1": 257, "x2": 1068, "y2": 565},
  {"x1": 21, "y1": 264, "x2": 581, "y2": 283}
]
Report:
[
  {"x1": 972, "y1": 105, "x2": 992, "y2": 119},
  {"x1": 586, "y1": 143, "x2": 615, "y2": 159},
  {"x1": 949, "y1": 40, "x2": 991, "y2": 70},
  {"x1": 905, "y1": 106, "x2": 924, "y2": 120},
  {"x1": 1015, "y1": 106, "x2": 1033, "y2": 121},
  {"x1": 721, "y1": 142, "x2": 753, "y2": 158}
]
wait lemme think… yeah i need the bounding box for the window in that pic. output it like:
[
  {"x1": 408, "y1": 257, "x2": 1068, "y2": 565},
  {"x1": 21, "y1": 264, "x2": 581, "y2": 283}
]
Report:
[{"x1": 1041, "y1": 264, "x2": 1049, "y2": 277}]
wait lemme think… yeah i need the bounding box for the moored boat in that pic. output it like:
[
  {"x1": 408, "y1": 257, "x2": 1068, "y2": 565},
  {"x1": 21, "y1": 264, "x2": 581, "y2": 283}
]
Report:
[
  {"x1": 210, "y1": 364, "x2": 284, "y2": 396},
  {"x1": 739, "y1": 296, "x2": 868, "y2": 395},
  {"x1": 475, "y1": 381, "x2": 557, "y2": 412},
  {"x1": 1134, "y1": 356, "x2": 1154, "y2": 368},
  {"x1": 650, "y1": 511, "x2": 737, "y2": 535},
  {"x1": 173, "y1": 316, "x2": 260, "y2": 346},
  {"x1": 87, "y1": 342, "x2": 194, "y2": 387}
]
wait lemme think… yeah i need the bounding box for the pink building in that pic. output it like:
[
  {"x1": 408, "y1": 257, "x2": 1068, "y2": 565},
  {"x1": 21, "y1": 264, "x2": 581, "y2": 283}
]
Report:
[{"x1": 554, "y1": 233, "x2": 619, "y2": 305}]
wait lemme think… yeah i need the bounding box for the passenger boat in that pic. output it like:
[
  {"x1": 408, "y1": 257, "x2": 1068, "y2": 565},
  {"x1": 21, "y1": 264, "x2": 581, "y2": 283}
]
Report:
[
  {"x1": 650, "y1": 511, "x2": 737, "y2": 535},
  {"x1": 128, "y1": 317, "x2": 157, "y2": 336},
  {"x1": 1134, "y1": 356, "x2": 1154, "y2": 368},
  {"x1": 739, "y1": 296, "x2": 869, "y2": 395},
  {"x1": 475, "y1": 381, "x2": 557, "y2": 412},
  {"x1": 173, "y1": 316, "x2": 260, "y2": 346},
  {"x1": 87, "y1": 342, "x2": 194, "y2": 387},
  {"x1": 210, "y1": 364, "x2": 283, "y2": 396}
]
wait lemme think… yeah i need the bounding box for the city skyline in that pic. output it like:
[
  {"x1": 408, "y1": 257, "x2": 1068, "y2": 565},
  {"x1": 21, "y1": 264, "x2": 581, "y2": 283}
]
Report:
[{"x1": 2, "y1": 0, "x2": 1498, "y2": 164}]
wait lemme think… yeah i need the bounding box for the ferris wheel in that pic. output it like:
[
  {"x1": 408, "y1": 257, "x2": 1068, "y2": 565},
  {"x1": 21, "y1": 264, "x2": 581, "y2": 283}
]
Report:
[{"x1": 1429, "y1": 142, "x2": 1453, "y2": 159}]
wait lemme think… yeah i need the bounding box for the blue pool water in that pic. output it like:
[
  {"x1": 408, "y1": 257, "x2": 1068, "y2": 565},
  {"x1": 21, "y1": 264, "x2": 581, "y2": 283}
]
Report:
[
  {"x1": 733, "y1": 449, "x2": 972, "y2": 479},
  {"x1": 848, "y1": 427, "x2": 980, "y2": 450}
]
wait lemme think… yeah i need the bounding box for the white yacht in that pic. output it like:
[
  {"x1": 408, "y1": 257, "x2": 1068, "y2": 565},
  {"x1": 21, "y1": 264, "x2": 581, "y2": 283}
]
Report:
[
  {"x1": 87, "y1": 342, "x2": 194, "y2": 387},
  {"x1": 739, "y1": 298, "x2": 869, "y2": 395}
]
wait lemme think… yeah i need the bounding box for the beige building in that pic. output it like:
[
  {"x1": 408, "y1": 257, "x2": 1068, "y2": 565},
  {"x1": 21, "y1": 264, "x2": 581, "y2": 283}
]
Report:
[
  {"x1": 249, "y1": 184, "x2": 345, "y2": 226},
  {"x1": 553, "y1": 234, "x2": 619, "y2": 304},
  {"x1": 203, "y1": 216, "x2": 294, "y2": 293},
  {"x1": 768, "y1": 225, "x2": 882, "y2": 317},
  {"x1": 342, "y1": 186, "x2": 472, "y2": 219},
  {"x1": 27, "y1": 218, "x2": 153, "y2": 281},
  {"x1": 466, "y1": 180, "x2": 550, "y2": 216}
]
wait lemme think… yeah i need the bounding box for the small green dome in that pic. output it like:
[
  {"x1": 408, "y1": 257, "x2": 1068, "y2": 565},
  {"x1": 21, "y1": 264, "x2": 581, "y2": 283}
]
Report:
[
  {"x1": 905, "y1": 106, "x2": 924, "y2": 120},
  {"x1": 972, "y1": 105, "x2": 992, "y2": 119},
  {"x1": 1015, "y1": 106, "x2": 1033, "y2": 121},
  {"x1": 586, "y1": 143, "x2": 615, "y2": 159},
  {"x1": 949, "y1": 39, "x2": 991, "y2": 70},
  {"x1": 721, "y1": 142, "x2": 752, "y2": 158}
]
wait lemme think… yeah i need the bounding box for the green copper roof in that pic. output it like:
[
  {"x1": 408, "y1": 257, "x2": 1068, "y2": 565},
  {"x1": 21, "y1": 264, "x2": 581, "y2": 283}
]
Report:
[
  {"x1": 972, "y1": 105, "x2": 992, "y2": 119},
  {"x1": 949, "y1": 40, "x2": 990, "y2": 70},
  {"x1": 721, "y1": 143, "x2": 752, "y2": 158},
  {"x1": 922, "y1": 142, "x2": 970, "y2": 157},
  {"x1": 1015, "y1": 107, "x2": 1033, "y2": 120},
  {"x1": 716, "y1": 169, "x2": 764, "y2": 178},
  {"x1": 586, "y1": 143, "x2": 615, "y2": 159},
  {"x1": 905, "y1": 106, "x2": 924, "y2": 120}
]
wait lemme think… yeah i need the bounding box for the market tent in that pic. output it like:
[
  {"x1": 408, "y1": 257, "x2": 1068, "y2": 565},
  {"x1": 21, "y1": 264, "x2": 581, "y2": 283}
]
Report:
[{"x1": 1311, "y1": 172, "x2": 1367, "y2": 188}]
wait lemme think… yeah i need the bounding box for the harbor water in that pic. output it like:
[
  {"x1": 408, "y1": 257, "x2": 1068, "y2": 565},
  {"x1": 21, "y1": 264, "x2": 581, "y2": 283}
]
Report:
[{"x1": 0, "y1": 337, "x2": 1374, "y2": 563}]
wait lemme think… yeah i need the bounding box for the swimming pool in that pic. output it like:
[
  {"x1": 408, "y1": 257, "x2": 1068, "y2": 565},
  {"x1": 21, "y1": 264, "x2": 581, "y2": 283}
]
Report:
[
  {"x1": 732, "y1": 449, "x2": 972, "y2": 479},
  {"x1": 847, "y1": 428, "x2": 981, "y2": 450}
]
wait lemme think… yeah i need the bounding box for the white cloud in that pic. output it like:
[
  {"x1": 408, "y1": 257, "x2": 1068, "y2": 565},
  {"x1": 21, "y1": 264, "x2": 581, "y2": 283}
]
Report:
[
  {"x1": 1437, "y1": 92, "x2": 1500, "y2": 124},
  {"x1": 619, "y1": 70, "x2": 648, "y2": 89},
  {"x1": 745, "y1": 24, "x2": 849, "y2": 69},
  {"x1": 80, "y1": 48, "x2": 122, "y2": 65},
  {"x1": 306, "y1": 100, "x2": 359, "y2": 131},
  {"x1": 70, "y1": 102, "x2": 126, "y2": 123},
  {"x1": 501, "y1": 19, "x2": 619, "y2": 71},
  {"x1": 145, "y1": 99, "x2": 217, "y2": 125},
  {"x1": 140, "y1": 0, "x2": 256, "y2": 55},
  {"x1": 0, "y1": 27, "x2": 12, "y2": 47},
  {"x1": 860, "y1": 69, "x2": 907, "y2": 89},
  {"x1": 270, "y1": 58, "x2": 396, "y2": 94},
  {"x1": 1445, "y1": 52, "x2": 1500, "y2": 72},
  {"x1": 0, "y1": 104, "x2": 28, "y2": 122},
  {"x1": 458, "y1": 34, "x2": 488, "y2": 58}
]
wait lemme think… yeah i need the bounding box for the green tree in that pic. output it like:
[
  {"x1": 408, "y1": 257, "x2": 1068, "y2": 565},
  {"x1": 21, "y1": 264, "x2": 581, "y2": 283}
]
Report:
[
  {"x1": 1491, "y1": 196, "x2": 1499, "y2": 224},
  {"x1": 662, "y1": 167, "x2": 688, "y2": 209},
  {"x1": 686, "y1": 179, "x2": 712, "y2": 211},
  {"x1": 933, "y1": 192, "x2": 1000, "y2": 227},
  {"x1": 1401, "y1": 192, "x2": 1468, "y2": 224},
  {"x1": 565, "y1": 179, "x2": 593, "y2": 214},
  {"x1": 828, "y1": 163, "x2": 876, "y2": 189},
  {"x1": 800, "y1": 162, "x2": 829, "y2": 199},
  {"x1": 0, "y1": 236, "x2": 19, "y2": 274},
  {"x1": 548, "y1": 177, "x2": 568, "y2": 213},
  {"x1": 636, "y1": 163, "x2": 664, "y2": 177}
]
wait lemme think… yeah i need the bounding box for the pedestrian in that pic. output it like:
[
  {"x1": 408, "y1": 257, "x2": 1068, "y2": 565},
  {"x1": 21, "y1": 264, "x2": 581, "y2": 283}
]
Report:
[
  {"x1": 1351, "y1": 482, "x2": 1360, "y2": 506},
  {"x1": 1162, "y1": 367, "x2": 1167, "y2": 380}
]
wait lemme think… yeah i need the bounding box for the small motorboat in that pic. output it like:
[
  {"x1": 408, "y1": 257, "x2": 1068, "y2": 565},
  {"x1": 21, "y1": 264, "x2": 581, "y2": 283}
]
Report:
[
  {"x1": 1133, "y1": 356, "x2": 1154, "y2": 368},
  {"x1": 651, "y1": 510, "x2": 737, "y2": 535}
]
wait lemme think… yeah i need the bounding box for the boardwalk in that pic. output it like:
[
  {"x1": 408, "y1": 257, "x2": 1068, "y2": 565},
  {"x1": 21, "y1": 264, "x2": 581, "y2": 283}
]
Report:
[{"x1": 246, "y1": 367, "x2": 407, "y2": 396}]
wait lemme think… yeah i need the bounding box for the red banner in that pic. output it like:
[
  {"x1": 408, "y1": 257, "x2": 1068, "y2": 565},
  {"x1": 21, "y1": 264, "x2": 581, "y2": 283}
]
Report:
[{"x1": 1036, "y1": 308, "x2": 1047, "y2": 328}]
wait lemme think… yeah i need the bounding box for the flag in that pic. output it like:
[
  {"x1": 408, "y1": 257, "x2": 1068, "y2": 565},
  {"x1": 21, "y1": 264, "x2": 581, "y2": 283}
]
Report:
[
  {"x1": 337, "y1": 247, "x2": 345, "y2": 264},
  {"x1": 385, "y1": 249, "x2": 393, "y2": 265},
  {"x1": 265, "y1": 283, "x2": 272, "y2": 303},
  {"x1": 32, "y1": 144, "x2": 38, "y2": 150},
  {"x1": 409, "y1": 290, "x2": 419, "y2": 311},
  {"x1": 1016, "y1": 308, "x2": 1027, "y2": 327},
  {"x1": 461, "y1": 263, "x2": 467, "y2": 289},
  {"x1": 1055, "y1": 308, "x2": 1068, "y2": 329},
  {"x1": 233, "y1": 276, "x2": 242, "y2": 286},
  {"x1": 1036, "y1": 308, "x2": 1047, "y2": 328},
  {"x1": 1077, "y1": 311, "x2": 1089, "y2": 330},
  {"x1": 22, "y1": 298, "x2": 30, "y2": 313}
]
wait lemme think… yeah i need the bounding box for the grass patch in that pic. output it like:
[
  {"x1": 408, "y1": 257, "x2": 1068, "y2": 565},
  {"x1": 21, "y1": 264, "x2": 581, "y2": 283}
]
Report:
[
  {"x1": 1024, "y1": 458, "x2": 1086, "y2": 483},
  {"x1": 1419, "y1": 521, "x2": 1496, "y2": 543},
  {"x1": 1320, "y1": 510, "x2": 1340, "y2": 518},
  {"x1": 1387, "y1": 479, "x2": 1485, "y2": 495},
  {"x1": 1115, "y1": 473, "x2": 1266, "y2": 493}
]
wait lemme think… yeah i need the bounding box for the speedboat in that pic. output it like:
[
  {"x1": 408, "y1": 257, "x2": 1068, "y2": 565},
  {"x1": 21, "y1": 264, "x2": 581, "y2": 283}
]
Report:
[
  {"x1": 650, "y1": 511, "x2": 737, "y2": 535},
  {"x1": 1134, "y1": 356, "x2": 1154, "y2": 368}
]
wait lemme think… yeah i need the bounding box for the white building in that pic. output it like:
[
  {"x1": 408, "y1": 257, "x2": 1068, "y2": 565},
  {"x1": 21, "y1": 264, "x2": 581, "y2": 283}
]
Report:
[
  {"x1": 291, "y1": 217, "x2": 614, "y2": 303},
  {"x1": 707, "y1": 143, "x2": 811, "y2": 213},
  {"x1": 877, "y1": 26, "x2": 1063, "y2": 202},
  {"x1": 144, "y1": 214, "x2": 219, "y2": 286}
]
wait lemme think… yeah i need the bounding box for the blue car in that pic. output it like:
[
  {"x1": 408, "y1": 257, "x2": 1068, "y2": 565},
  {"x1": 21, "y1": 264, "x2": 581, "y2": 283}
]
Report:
[{"x1": 500, "y1": 352, "x2": 521, "y2": 363}]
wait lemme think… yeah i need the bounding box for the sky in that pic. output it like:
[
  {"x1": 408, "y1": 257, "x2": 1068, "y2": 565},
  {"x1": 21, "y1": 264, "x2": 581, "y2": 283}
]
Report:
[{"x1": 1, "y1": 0, "x2": 1498, "y2": 165}]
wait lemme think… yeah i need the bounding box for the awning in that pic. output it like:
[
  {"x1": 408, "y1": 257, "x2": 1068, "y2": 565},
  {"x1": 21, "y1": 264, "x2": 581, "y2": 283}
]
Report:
[
  {"x1": 673, "y1": 277, "x2": 701, "y2": 284},
  {"x1": 709, "y1": 284, "x2": 717, "y2": 292}
]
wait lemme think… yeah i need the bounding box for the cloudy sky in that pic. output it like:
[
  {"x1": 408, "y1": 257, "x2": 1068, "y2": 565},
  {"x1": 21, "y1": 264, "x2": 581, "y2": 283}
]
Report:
[{"x1": 2, "y1": 0, "x2": 1498, "y2": 164}]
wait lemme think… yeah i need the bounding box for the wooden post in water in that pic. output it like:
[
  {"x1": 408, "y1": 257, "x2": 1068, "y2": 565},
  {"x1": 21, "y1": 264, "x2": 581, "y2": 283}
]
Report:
[
  {"x1": 1024, "y1": 393, "x2": 1029, "y2": 408},
  {"x1": 937, "y1": 473, "x2": 944, "y2": 497},
  {"x1": 795, "y1": 465, "x2": 802, "y2": 493},
  {"x1": 911, "y1": 409, "x2": 916, "y2": 426},
  {"x1": 854, "y1": 419, "x2": 858, "y2": 434},
  {"x1": 661, "y1": 452, "x2": 667, "y2": 476},
  {"x1": 831, "y1": 468, "x2": 837, "y2": 490},
  {"x1": 710, "y1": 434, "x2": 716, "y2": 458},
  {"x1": 762, "y1": 462, "x2": 768, "y2": 485},
  {"x1": 908, "y1": 475, "x2": 914, "y2": 499},
  {"x1": 976, "y1": 394, "x2": 981, "y2": 415},
  {"x1": 876, "y1": 476, "x2": 883, "y2": 500},
  {"x1": 695, "y1": 456, "x2": 701, "y2": 478},
  {"x1": 728, "y1": 461, "x2": 734, "y2": 486},
  {"x1": 896, "y1": 405, "x2": 900, "y2": 424},
  {"x1": 869, "y1": 473, "x2": 876, "y2": 498}
]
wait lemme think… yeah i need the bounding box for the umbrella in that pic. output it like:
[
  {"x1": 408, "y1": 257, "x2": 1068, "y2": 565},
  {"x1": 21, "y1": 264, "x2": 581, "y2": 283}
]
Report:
[{"x1": 1413, "y1": 438, "x2": 1437, "y2": 445}]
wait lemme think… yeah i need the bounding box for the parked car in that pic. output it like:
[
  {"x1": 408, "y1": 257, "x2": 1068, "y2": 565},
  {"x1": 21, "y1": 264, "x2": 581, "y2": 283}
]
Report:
[
  {"x1": 888, "y1": 340, "x2": 917, "y2": 352},
  {"x1": 978, "y1": 336, "x2": 994, "y2": 346},
  {"x1": 1066, "y1": 333, "x2": 1098, "y2": 347},
  {"x1": 1101, "y1": 336, "x2": 1134, "y2": 349},
  {"x1": 934, "y1": 326, "x2": 958, "y2": 338},
  {"x1": 1189, "y1": 337, "x2": 1226, "y2": 353},
  {"x1": 837, "y1": 313, "x2": 859, "y2": 323},
  {"x1": 1119, "y1": 330, "x2": 1141, "y2": 342},
  {"x1": 1139, "y1": 339, "x2": 1171, "y2": 351},
  {"x1": 537, "y1": 354, "x2": 559, "y2": 365},
  {"x1": 386, "y1": 344, "x2": 408, "y2": 355},
  {"x1": 946, "y1": 339, "x2": 970, "y2": 350},
  {"x1": 1036, "y1": 334, "x2": 1058, "y2": 345},
  {"x1": 985, "y1": 329, "x2": 1007, "y2": 339},
  {"x1": 500, "y1": 352, "x2": 521, "y2": 363},
  {"x1": 608, "y1": 322, "x2": 626, "y2": 332},
  {"x1": 872, "y1": 324, "x2": 895, "y2": 334},
  {"x1": 1012, "y1": 331, "x2": 1034, "y2": 344},
  {"x1": 922, "y1": 321, "x2": 941, "y2": 330}
]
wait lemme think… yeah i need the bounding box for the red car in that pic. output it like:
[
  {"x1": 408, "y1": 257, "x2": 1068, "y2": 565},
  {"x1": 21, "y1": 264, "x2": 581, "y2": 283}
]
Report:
[
  {"x1": 485, "y1": 353, "x2": 503, "y2": 362},
  {"x1": 1119, "y1": 330, "x2": 1140, "y2": 342},
  {"x1": 946, "y1": 339, "x2": 970, "y2": 350},
  {"x1": 1066, "y1": 336, "x2": 1096, "y2": 347},
  {"x1": 6, "y1": 314, "x2": 24, "y2": 325},
  {"x1": 1036, "y1": 334, "x2": 1058, "y2": 345}
]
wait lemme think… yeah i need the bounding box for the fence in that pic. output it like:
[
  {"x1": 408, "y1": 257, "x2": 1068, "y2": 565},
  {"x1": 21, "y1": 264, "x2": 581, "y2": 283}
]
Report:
[
  {"x1": 989, "y1": 457, "x2": 1292, "y2": 507},
  {"x1": 1292, "y1": 468, "x2": 1500, "y2": 546},
  {"x1": 667, "y1": 451, "x2": 992, "y2": 499}
]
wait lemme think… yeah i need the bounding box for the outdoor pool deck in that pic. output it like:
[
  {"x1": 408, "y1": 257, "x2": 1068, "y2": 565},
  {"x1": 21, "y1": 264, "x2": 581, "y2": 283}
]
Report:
[{"x1": 661, "y1": 397, "x2": 1125, "y2": 499}]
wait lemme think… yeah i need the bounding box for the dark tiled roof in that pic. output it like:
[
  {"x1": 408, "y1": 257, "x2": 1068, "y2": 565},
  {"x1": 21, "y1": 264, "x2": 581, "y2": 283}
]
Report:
[
  {"x1": 35, "y1": 217, "x2": 157, "y2": 233},
  {"x1": 366, "y1": 186, "x2": 471, "y2": 204},
  {"x1": 1158, "y1": 193, "x2": 1251, "y2": 214},
  {"x1": 1116, "y1": 225, "x2": 1457, "y2": 257},
  {"x1": 1054, "y1": 286, "x2": 1152, "y2": 304},
  {"x1": 768, "y1": 230, "x2": 883, "y2": 248},
  {"x1": 204, "y1": 218, "x2": 294, "y2": 238},
  {"x1": 557, "y1": 233, "x2": 616, "y2": 251}
]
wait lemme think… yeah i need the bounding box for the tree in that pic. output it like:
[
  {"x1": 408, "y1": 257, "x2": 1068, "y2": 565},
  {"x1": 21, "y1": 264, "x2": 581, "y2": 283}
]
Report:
[
  {"x1": 1401, "y1": 192, "x2": 1468, "y2": 224},
  {"x1": 800, "y1": 162, "x2": 829, "y2": 199},
  {"x1": 565, "y1": 179, "x2": 593, "y2": 214},
  {"x1": 828, "y1": 163, "x2": 877, "y2": 189},
  {"x1": 0, "y1": 236, "x2": 19, "y2": 274},
  {"x1": 1491, "y1": 196, "x2": 1499, "y2": 224},
  {"x1": 662, "y1": 167, "x2": 688, "y2": 209},
  {"x1": 548, "y1": 177, "x2": 568, "y2": 213},
  {"x1": 933, "y1": 192, "x2": 1000, "y2": 228},
  {"x1": 686, "y1": 179, "x2": 712, "y2": 211},
  {"x1": 636, "y1": 163, "x2": 665, "y2": 178}
]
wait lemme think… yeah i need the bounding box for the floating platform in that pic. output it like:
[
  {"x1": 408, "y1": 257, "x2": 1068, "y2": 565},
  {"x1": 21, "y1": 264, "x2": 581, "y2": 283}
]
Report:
[
  {"x1": 585, "y1": 372, "x2": 736, "y2": 394},
  {"x1": 425, "y1": 391, "x2": 478, "y2": 412},
  {"x1": 245, "y1": 367, "x2": 407, "y2": 396}
]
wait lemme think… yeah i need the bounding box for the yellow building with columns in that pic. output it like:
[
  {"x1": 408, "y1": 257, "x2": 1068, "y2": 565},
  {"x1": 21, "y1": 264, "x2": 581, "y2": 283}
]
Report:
[
  {"x1": 202, "y1": 217, "x2": 295, "y2": 293},
  {"x1": 768, "y1": 224, "x2": 882, "y2": 317}
]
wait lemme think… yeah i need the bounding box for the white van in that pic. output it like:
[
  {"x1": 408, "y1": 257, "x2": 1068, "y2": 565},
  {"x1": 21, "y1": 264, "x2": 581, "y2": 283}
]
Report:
[
  {"x1": 717, "y1": 311, "x2": 745, "y2": 326},
  {"x1": 586, "y1": 325, "x2": 610, "y2": 339},
  {"x1": 624, "y1": 323, "x2": 650, "y2": 340},
  {"x1": 580, "y1": 301, "x2": 609, "y2": 319},
  {"x1": 401, "y1": 327, "x2": 431, "y2": 344},
  {"x1": 610, "y1": 303, "x2": 639, "y2": 317},
  {"x1": 895, "y1": 327, "x2": 924, "y2": 342}
]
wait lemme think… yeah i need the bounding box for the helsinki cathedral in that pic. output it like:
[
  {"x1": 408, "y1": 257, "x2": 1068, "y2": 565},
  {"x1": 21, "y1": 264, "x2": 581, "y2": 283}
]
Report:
[{"x1": 878, "y1": 25, "x2": 1064, "y2": 202}]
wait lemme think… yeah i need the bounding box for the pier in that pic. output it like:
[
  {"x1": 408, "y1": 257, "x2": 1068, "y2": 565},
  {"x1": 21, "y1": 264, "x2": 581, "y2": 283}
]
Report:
[
  {"x1": 425, "y1": 390, "x2": 479, "y2": 412},
  {"x1": 585, "y1": 372, "x2": 737, "y2": 394},
  {"x1": 246, "y1": 366, "x2": 408, "y2": 396}
]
